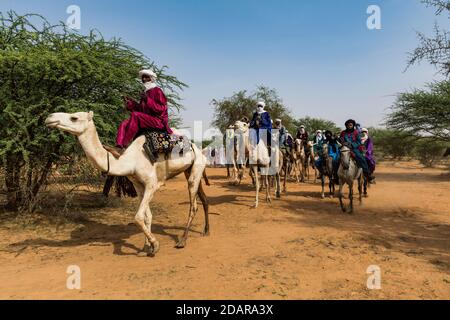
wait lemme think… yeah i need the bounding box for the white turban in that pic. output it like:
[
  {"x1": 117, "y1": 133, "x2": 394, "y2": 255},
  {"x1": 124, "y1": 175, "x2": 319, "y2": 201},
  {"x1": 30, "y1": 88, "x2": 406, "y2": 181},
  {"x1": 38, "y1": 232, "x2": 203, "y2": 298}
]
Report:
[
  {"x1": 257, "y1": 101, "x2": 266, "y2": 108},
  {"x1": 139, "y1": 69, "x2": 157, "y2": 81},
  {"x1": 361, "y1": 128, "x2": 369, "y2": 143}
]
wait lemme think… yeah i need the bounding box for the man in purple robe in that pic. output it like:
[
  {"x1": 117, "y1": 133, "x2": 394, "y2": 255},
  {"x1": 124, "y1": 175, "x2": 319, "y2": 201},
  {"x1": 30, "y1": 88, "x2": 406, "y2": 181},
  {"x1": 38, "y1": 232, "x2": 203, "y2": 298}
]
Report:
[
  {"x1": 116, "y1": 69, "x2": 173, "y2": 150},
  {"x1": 361, "y1": 128, "x2": 376, "y2": 175}
]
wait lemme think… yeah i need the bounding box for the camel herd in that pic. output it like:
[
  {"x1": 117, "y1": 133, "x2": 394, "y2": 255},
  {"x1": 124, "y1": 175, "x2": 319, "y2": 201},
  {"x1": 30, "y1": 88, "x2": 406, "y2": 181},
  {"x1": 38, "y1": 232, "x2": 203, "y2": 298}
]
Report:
[{"x1": 45, "y1": 111, "x2": 366, "y2": 257}]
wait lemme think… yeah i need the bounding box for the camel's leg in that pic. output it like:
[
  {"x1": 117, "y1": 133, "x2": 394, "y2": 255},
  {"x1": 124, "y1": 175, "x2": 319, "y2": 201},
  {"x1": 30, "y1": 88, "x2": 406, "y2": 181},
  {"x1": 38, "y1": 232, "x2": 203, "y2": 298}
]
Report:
[
  {"x1": 233, "y1": 164, "x2": 239, "y2": 185},
  {"x1": 249, "y1": 165, "x2": 256, "y2": 187},
  {"x1": 253, "y1": 166, "x2": 260, "y2": 208},
  {"x1": 133, "y1": 183, "x2": 159, "y2": 256},
  {"x1": 329, "y1": 176, "x2": 335, "y2": 198},
  {"x1": 358, "y1": 175, "x2": 363, "y2": 204},
  {"x1": 177, "y1": 166, "x2": 203, "y2": 248},
  {"x1": 348, "y1": 182, "x2": 354, "y2": 214},
  {"x1": 276, "y1": 172, "x2": 281, "y2": 199},
  {"x1": 238, "y1": 164, "x2": 244, "y2": 185},
  {"x1": 197, "y1": 181, "x2": 210, "y2": 236},
  {"x1": 321, "y1": 175, "x2": 325, "y2": 199},
  {"x1": 294, "y1": 160, "x2": 300, "y2": 183},
  {"x1": 363, "y1": 175, "x2": 368, "y2": 197},
  {"x1": 265, "y1": 174, "x2": 271, "y2": 203},
  {"x1": 338, "y1": 182, "x2": 346, "y2": 213},
  {"x1": 301, "y1": 157, "x2": 306, "y2": 182}
]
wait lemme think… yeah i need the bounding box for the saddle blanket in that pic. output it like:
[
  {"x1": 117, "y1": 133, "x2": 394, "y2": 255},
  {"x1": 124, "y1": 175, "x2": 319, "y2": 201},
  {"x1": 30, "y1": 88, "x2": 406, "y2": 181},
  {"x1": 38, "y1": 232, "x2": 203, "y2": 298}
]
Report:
[{"x1": 142, "y1": 130, "x2": 192, "y2": 163}]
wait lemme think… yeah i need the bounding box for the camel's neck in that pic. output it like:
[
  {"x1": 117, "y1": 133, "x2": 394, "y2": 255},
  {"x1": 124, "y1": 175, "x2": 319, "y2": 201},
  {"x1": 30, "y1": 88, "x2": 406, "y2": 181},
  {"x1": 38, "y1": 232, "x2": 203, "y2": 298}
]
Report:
[{"x1": 77, "y1": 123, "x2": 125, "y2": 176}]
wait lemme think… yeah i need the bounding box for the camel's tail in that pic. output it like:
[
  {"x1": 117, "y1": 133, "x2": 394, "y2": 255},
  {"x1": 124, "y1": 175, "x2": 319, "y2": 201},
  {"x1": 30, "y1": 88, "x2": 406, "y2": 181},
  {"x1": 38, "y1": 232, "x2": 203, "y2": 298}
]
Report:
[{"x1": 102, "y1": 176, "x2": 137, "y2": 198}]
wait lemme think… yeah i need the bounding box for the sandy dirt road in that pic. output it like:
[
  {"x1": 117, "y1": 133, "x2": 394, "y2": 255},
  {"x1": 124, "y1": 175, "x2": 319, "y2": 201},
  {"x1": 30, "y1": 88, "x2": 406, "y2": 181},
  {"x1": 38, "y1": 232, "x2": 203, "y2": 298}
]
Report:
[{"x1": 0, "y1": 161, "x2": 449, "y2": 299}]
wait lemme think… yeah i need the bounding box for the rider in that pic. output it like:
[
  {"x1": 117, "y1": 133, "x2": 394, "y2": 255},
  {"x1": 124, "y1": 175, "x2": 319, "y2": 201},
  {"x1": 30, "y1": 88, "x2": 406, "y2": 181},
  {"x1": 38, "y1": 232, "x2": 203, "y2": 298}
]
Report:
[
  {"x1": 339, "y1": 119, "x2": 375, "y2": 183},
  {"x1": 115, "y1": 69, "x2": 172, "y2": 152},
  {"x1": 296, "y1": 125, "x2": 309, "y2": 145},
  {"x1": 273, "y1": 118, "x2": 291, "y2": 156},
  {"x1": 313, "y1": 129, "x2": 324, "y2": 145},
  {"x1": 249, "y1": 101, "x2": 272, "y2": 146},
  {"x1": 325, "y1": 130, "x2": 340, "y2": 183},
  {"x1": 361, "y1": 128, "x2": 376, "y2": 180},
  {"x1": 313, "y1": 130, "x2": 326, "y2": 177}
]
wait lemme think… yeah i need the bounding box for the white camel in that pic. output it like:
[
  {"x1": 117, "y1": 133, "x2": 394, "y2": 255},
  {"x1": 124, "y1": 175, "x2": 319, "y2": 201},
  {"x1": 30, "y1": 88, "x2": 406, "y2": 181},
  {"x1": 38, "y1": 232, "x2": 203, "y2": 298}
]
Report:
[
  {"x1": 289, "y1": 138, "x2": 306, "y2": 183},
  {"x1": 45, "y1": 111, "x2": 209, "y2": 256},
  {"x1": 233, "y1": 120, "x2": 282, "y2": 208},
  {"x1": 337, "y1": 143, "x2": 363, "y2": 214}
]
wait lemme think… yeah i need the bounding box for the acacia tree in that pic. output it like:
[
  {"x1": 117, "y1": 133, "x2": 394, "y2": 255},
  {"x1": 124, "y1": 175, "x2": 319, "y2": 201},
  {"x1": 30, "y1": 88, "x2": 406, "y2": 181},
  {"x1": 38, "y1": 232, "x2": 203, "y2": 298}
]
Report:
[
  {"x1": 386, "y1": 81, "x2": 450, "y2": 142},
  {"x1": 407, "y1": 0, "x2": 450, "y2": 76},
  {"x1": 211, "y1": 86, "x2": 295, "y2": 133},
  {"x1": 386, "y1": 1, "x2": 450, "y2": 147},
  {"x1": 0, "y1": 11, "x2": 186, "y2": 212}
]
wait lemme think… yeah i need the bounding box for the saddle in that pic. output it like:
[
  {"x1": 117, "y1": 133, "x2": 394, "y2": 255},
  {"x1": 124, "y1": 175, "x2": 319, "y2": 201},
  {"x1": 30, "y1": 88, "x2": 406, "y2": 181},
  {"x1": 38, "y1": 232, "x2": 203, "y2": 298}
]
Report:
[
  {"x1": 142, "y1": 130, "x2": 192, "y2": 163},
  {"x1": 103, "y1": 130, "x2": 191, "y2": 163}
]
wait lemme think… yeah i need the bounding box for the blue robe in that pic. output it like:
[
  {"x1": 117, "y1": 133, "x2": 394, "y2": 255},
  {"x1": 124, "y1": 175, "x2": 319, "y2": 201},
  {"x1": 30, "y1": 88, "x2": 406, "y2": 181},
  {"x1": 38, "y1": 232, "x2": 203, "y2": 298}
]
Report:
[{"x1": 249, "y1": 111, "x2": 272, "y2": 144}]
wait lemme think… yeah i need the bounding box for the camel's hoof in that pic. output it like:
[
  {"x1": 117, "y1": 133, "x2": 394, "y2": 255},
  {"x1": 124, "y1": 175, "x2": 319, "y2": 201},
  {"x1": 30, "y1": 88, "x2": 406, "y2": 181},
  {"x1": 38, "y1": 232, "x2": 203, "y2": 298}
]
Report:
[
  {"x1": 175, "y1": 239, "x2": 186, "y2": 249},
  {"x1": 276, "y1": 192, "x2": 281, "y2": 199},
  {"x1": 321, "y1": 194, "x2": 325, "y2": 199},
  {"x1": 150, "y1": 240, "x2": 160, "y2": 255},
  {"x1": 329, "y1": 195, "x2": 334, "y2": 199},
  {"x1": 203, "y1": 229, "x2": 210, "y2": 237},
  {"x1": 364, "y1": 193, "x2": 369, "y2": 198},
  {"x1": 137, "y1": 242, "x2": 159, "y2": 257}
]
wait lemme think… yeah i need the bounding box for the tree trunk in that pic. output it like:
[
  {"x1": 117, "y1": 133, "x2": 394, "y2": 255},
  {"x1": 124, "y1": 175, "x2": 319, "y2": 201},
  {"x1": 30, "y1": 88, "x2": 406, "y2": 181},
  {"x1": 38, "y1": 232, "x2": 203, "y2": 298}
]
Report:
[{"x1": 4, "y1": 157, "x2": 21, "y2": 211}]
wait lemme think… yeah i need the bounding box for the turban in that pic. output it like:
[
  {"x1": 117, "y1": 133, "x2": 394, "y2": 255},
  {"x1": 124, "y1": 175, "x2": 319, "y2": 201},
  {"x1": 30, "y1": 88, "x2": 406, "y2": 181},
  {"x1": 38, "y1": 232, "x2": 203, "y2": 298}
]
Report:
[
  {"x1": 139, "y1": 69, "x2": 157, "y2": 81},
  {"x1": 345, "y1": 119, "x2": 356, "y2": 127},
  {"x1": 257, "y1": 101, "x2": 266, "y2": 108}
]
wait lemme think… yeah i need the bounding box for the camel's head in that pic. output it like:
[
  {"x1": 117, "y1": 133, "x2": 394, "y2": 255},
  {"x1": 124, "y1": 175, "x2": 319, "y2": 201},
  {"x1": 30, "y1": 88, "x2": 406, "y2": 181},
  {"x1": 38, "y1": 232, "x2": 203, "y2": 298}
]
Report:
[
  {"x1": 45, "y1": 111, "x2": 94, "y2": 136},
  {"x1": 233, "y1": 120, "x2": 249, "y2": 134},
  {"x1": 322, "y1": 143, "x2": 329, "y2": 158},
  {"x1": 339, "y1": 144, "x2": 351, "y2": 170}
]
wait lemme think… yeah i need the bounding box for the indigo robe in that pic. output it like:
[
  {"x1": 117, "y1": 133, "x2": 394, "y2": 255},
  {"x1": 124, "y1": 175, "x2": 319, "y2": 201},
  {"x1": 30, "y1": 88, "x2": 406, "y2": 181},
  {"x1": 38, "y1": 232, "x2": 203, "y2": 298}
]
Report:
[
  {"x1": 364, "y1": 137, "x2": 376, "y2": 174},
  {"x1": 340, "y1": 129, "x2": 369, "y2": 174},
  {"x1": 249, "y1": 111, "x2": 272, "y2": 145}
]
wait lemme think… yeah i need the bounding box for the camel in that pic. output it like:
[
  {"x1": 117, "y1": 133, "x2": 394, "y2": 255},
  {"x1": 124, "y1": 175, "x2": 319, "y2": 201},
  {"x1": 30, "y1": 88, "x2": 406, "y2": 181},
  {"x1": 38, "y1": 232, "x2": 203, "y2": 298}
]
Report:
[
  {"x1": 228, "y1": 123, "x2": 249, "y2": 186},
  {"x1": 45, "y1": 111, "x2": 209, "y2": 256},
  {"x1": 319, "y1": 143, "x2": 336, "y2": 199},
  {"x1": 233, "y1": 121, "x2": 282, "y2": 208},
  {"x1": 337, "y1": 143, "x2": 363, "y2": 214},
  {"x1": 291, "y1": 138, "x2": 306, "y2": 183},
  {"x1": 305, "y1": 141, "x2": 318, "y2": 183}
]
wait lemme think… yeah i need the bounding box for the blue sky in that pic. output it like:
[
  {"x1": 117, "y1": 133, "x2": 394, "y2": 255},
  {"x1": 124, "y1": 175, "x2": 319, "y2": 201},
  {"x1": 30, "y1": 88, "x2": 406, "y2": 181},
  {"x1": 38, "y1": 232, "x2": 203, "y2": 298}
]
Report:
[{"x1": 1, "y1": 0, "x2": 447, "y2": 130}]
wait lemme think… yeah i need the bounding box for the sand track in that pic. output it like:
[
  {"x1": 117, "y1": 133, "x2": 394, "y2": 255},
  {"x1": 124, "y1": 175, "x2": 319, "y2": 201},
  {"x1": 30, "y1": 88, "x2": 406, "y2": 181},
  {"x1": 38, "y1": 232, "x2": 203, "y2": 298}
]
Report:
[{"x1": 0, "y1": 161, "x2": 449, "y2": 299}]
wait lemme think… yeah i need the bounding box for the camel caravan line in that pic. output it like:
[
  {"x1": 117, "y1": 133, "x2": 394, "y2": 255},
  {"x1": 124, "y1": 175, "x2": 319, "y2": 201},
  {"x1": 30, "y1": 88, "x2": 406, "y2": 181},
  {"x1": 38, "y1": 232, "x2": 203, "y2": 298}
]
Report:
[{"x1": 45, "y1": 112, "x2": 367, "y2": 257}]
